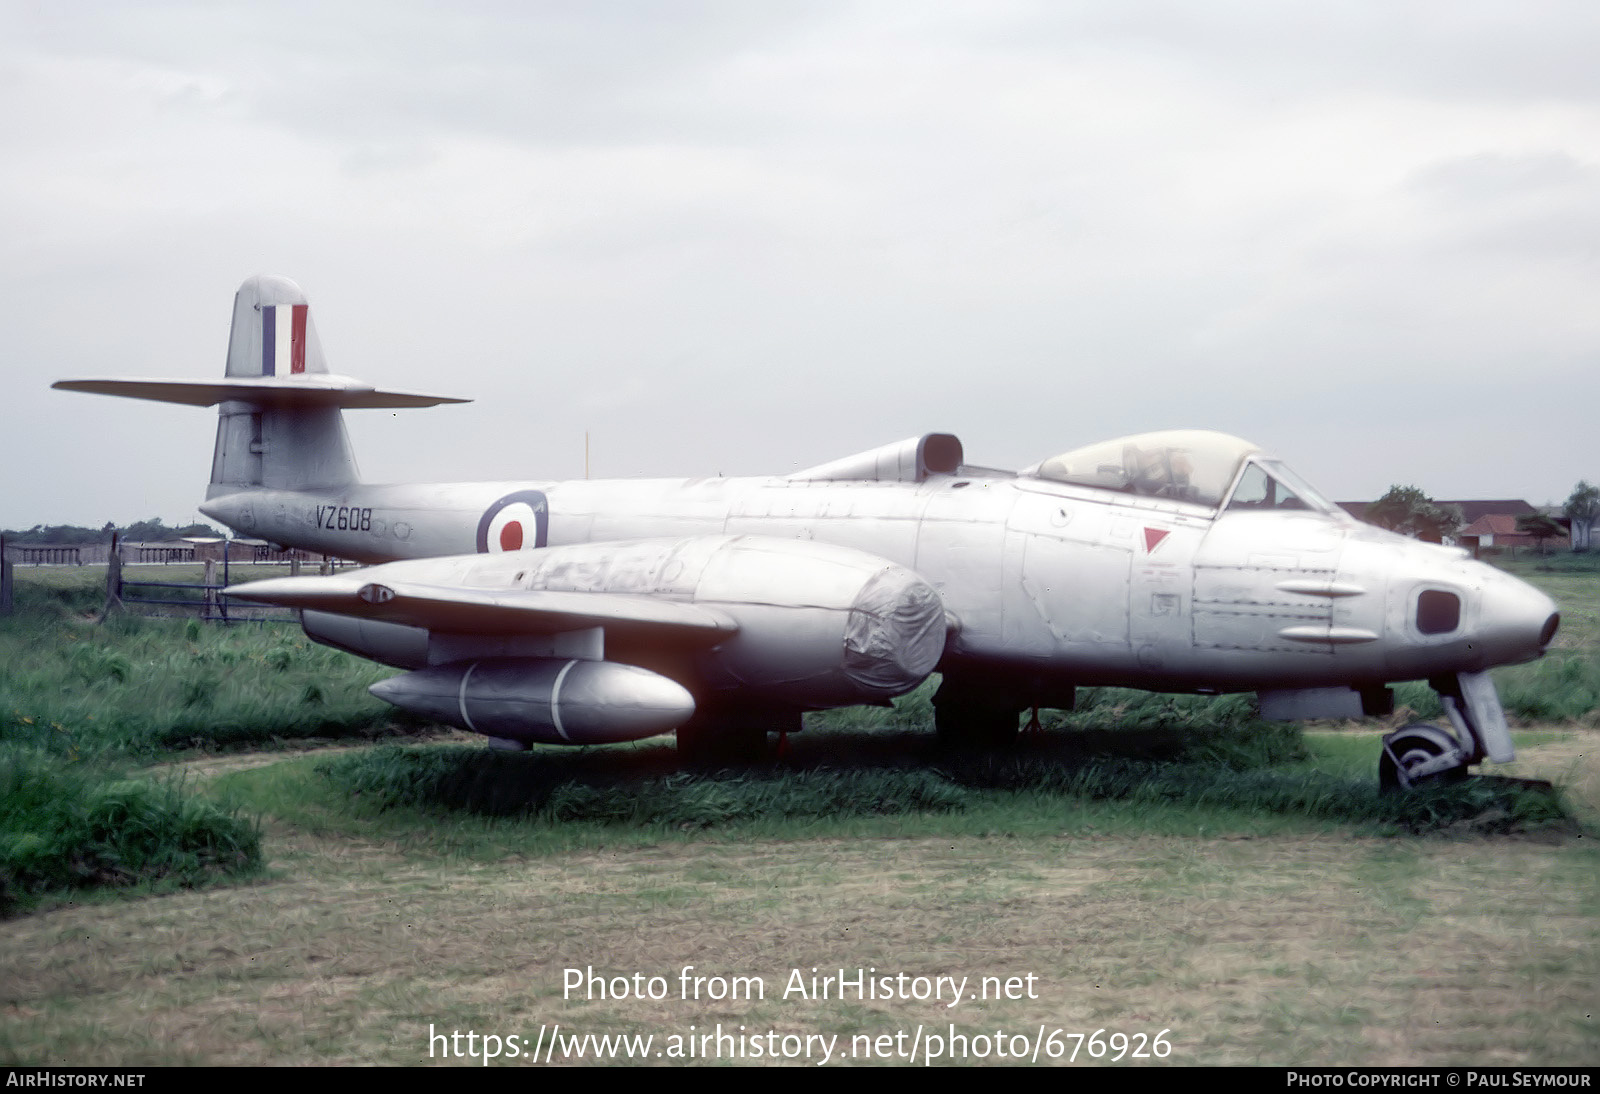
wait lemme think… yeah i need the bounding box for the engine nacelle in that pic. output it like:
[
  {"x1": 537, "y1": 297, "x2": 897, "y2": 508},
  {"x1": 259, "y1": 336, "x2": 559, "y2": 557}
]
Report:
[
  {"x1": 469, "y1": 535, "x2": 947, "y2": 709},
  {"x1": 369, "y1": 658, "x2": 696, "y2": 745},
  {"x1": 686, "y1": 538, "x2": 946, "y2": 707}
]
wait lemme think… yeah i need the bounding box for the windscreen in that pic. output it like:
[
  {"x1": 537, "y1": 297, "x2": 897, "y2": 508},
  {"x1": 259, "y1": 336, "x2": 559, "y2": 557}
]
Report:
[
  {"x1": 1029, "y1": 430, "x2": 1260, "y2": 509},
  {"x1": 1223, "y1": 459, "x2": 1339, "y2": 515}
]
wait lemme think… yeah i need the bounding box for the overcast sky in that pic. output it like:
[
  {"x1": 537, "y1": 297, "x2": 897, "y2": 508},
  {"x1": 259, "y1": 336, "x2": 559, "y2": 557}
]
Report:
[{"x1": 4, "y1": 1, "x2": 1599, "y2": 529}]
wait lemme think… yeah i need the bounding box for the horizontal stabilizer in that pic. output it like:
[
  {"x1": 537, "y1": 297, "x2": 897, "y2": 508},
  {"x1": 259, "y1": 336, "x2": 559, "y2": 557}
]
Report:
[
  {"x1": 52, "y1": 375, "x2": 469, "y2": 409},
  {"x1": 225, "y1": 575, "x2": 738, "y2": 642}
]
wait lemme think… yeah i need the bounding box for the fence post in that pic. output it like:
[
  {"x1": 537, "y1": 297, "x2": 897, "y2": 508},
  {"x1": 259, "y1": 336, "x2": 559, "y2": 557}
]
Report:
[
  {"x1": 100, "y1": 533, "x2": 123, "y2": 620},
  {"x1": 1, "y1": 534, "x2": 12, "y2": 616},
  {"x1": 204, "y1": 558, "x2": 218, "y2": 620}
]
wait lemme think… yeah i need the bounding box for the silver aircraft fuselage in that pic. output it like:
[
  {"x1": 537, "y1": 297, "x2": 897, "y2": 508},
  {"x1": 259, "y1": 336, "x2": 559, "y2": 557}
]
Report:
[{"x1": 199, "y1": 462, "x2": 1556, "y2": 698}]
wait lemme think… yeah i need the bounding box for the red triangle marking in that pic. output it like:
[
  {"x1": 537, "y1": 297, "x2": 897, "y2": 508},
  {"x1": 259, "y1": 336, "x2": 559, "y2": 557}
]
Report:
[{"x1": 1143, "y1": 527, "x2": 1170, "y2": 553}]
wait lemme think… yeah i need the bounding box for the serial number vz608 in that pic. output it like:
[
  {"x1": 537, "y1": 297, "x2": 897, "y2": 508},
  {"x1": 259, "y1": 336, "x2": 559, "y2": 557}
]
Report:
[{"x1": 316, "y1": 505, "x2": 373, "y2": 532}]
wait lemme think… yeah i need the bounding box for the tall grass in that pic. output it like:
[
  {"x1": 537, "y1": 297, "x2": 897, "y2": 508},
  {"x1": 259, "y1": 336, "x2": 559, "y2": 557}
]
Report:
[
  {"x1": 0, "y1": 572, "x2": 368, "y2": 915},
  {"x1": 0, "y1": 747, "x2": 262, "y2": 917},
  {"x1": 319, "y1": 744, "x2": 970, "y2": 824},
  {"x1": 317, "y1": 728, "x2": 1573, "y2": 837},
  {"x1": 2, "y1": 607, "x2": 408, "y2": 761}
]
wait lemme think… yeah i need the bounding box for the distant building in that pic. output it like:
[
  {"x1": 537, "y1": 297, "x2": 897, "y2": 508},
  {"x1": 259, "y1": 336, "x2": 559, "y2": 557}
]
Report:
[
  {"x1": 185, "y1": 538, "x2": 323, "y2": 564},
  {"x1": 1338, "y1": 499, "x2": 1538, "y2": 525},
  {"x1": 0, "y1": 538, "x2": 329, "y2": 566},
  {"x1": 1339, "y1": 498, "x2": 1566, "y2": 553},
  {"x1": 1456, "y1": 514, "x2": 1569, "y2": 553}
]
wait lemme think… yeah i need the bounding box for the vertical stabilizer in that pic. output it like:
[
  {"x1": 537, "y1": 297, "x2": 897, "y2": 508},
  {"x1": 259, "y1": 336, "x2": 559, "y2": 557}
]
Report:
[
  {"x1": 54, "y1": 274, "x2": 468, "y2": 506},
  {"x1": 211, "y1": 275, "x2": 358, "y2": 496},
  {"x1": 224, "y1": 274, "x2": 331, "y2": 378}
]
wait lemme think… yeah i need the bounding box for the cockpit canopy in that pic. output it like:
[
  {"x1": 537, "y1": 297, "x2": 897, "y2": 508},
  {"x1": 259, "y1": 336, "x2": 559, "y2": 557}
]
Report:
[{"x1": 1024, "y1": 429, "x2": 1337, "y2": 515}]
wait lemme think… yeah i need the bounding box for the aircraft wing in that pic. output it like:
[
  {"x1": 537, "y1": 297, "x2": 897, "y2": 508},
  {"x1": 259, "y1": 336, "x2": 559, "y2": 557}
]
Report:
[{"x1": 225, "y1": 575, "x2": 738, "y2": 643}]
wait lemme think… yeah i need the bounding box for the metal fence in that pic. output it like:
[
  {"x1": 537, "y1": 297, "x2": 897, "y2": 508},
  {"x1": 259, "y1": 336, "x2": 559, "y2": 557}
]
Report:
[
  {"x1": 111, "y1": 547, "x2": 355, "y2": 623},
  {"x1": 0, "y1": 535, "x2": 352, "y2": 623}
]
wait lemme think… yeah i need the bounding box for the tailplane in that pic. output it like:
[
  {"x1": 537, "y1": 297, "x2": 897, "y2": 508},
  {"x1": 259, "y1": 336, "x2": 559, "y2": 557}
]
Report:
[{"x1": 54, "y1": 275, "x2": 467, "y2": 498}]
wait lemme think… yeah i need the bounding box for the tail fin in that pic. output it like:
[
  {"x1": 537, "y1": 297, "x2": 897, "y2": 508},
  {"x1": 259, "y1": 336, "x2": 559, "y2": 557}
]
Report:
[
  {"x1": 53, "y1": 275, "x2": 467, "y2": 498},
  {"x1": 226, "y1": 273, "x2": 330, "y2": 379},
  {"x1": 213, "y1": 275, "x2": 348, "y2": 495}
]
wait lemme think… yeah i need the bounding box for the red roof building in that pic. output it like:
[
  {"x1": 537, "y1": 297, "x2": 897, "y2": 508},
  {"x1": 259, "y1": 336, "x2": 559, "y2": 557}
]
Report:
[{"x1": 1456, "y1": 513, "x2": 1569, "y2": 551}]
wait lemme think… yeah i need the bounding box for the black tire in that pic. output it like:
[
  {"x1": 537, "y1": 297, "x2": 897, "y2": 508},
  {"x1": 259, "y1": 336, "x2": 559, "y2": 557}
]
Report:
[{"x1": 1378, "y1": 725, "x2": 1469, "y2": 792}]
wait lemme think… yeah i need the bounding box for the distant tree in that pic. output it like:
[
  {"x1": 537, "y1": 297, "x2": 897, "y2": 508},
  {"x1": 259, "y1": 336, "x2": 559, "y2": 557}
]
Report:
[
  {"x1": 1364, "y1": 485, "x2": 1464, "y2": 544},
  {"x1": 118, "y1": 518, "x2": 221, "y2": 542},
  {"x1": 0, "y1": 524, "x2": 103, "y2": 545},
  {"x1": 1, "y1": 519, "x2": 223, "y2": 545},
  {"x1": 1517, "y1": 513, "x2": 1565, "y2": 555},
  {"x1": 1363, "y1": 486, "x2": 1423, "y2": 532},
  {"x1": 1565, "y1": 481, "x2": 1599, "y2": 552},
  {"x1": 121, "y1": 518, "x2": 175, "y2": 542}
]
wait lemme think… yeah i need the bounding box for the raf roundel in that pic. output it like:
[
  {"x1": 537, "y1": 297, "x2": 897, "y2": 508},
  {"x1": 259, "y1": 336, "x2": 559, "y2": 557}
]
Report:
[{"x1": 476, "y1": 490, "x2": 549, "y2": 553}]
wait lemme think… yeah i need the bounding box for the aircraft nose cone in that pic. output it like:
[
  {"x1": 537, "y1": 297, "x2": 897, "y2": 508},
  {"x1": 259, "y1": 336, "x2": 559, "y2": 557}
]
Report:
[{"x1": 1477, "y1": 572, "x2": 1559, "y2": 666}]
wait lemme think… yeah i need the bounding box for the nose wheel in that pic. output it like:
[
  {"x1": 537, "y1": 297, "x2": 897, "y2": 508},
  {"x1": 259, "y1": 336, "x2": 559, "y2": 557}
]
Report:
[{"x1": 1378, "y1": 724, "x2": 1470, "y2": 792}]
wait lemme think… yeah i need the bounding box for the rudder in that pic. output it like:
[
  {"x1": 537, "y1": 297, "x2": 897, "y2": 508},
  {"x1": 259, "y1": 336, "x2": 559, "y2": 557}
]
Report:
[
  {"x1": 226, "y1": 274, "x2": 331, "y2": 378},
  {"x1": 212, "y1": 275, "x2": 355, "y2": 496}
]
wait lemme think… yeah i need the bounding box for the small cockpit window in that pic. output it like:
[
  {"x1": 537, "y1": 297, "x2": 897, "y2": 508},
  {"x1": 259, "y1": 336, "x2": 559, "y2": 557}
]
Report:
[
  {"x1": 1222, "y1": 459, "x2": 1338, "y2": 516},
  {"x1": 1226, "y1": 464, "x2": 1306, "y2": 511},
  {"x1": 1416, "y1": 590, "x2": 1461, "y2": 635}
]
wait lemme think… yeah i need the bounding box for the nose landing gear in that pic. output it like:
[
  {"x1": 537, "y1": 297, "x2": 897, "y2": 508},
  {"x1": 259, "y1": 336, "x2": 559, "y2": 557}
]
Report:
[
  {"x1": 1378, "y1": 724, "x2": 1470, "y2": 791},
  {"x1": 1378, "y1": 670, "x2": 1517, "y2": 792}
]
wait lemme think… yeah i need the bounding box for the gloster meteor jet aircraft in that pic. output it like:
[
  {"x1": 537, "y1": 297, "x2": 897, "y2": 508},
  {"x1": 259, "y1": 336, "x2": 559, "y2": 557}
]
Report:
[{"x1": 56, "y1": 276, "x2": 1560, "y2": 787}]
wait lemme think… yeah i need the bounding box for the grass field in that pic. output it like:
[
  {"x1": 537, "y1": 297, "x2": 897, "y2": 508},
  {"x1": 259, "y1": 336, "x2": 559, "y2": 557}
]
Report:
[{"x1": 1, "y1": 562, "x2": 1596, "y2": 1066}]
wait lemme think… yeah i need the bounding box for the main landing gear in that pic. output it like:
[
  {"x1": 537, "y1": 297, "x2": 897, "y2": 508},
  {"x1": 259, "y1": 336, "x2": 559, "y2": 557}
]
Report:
[
  {"x1": 933, "y1": 677, "x2": 1025, "y2": 749},
  {"x1": 675, "y1": 708, "x2": 796, "y2": 765}
]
